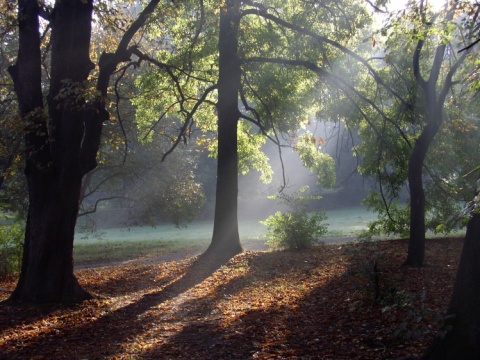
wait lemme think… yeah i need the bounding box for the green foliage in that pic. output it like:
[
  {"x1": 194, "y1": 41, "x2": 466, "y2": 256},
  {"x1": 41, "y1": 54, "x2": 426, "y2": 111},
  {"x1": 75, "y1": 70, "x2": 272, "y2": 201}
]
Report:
[
  {"x1": 261, "y1": 187, "x2": 328, "y2": 250},
  {"x1": 437, "y1": 167, "x2": 480, "y2": 233},
  {"x1": 208, "y1": 121, "x2": 273, "y2": 183},
  {"x1": 0, "y1": 219, "x2": 24, "y2": 274},
  {"x1": 295, "y1": 133, "x2": 336, "y2": 188},
  {"x1": 362, "y1": 191, "x2": 410, "y2": 237},
  {"x1": 132, "y1": 0, "x2": 373, "y2": 188},
  {"x1": 350, "y1": 0, "x2": 480, "y2": 239}
]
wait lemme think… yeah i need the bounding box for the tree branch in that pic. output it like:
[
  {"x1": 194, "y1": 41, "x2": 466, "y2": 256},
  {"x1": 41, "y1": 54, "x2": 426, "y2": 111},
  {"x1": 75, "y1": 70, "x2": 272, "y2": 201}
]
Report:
[
  {"x1": 244, "y1": 56, "x2": 412, "y2": 147},
  {"x1": 78, "y1": 196, "x2": 132, "y2": 217},
  {"x1": 161, "y1": 84, "x2": 218, "y2": 161},
  {"x1": 240, "y1": 8, "x2": 410, "y2": 108}
]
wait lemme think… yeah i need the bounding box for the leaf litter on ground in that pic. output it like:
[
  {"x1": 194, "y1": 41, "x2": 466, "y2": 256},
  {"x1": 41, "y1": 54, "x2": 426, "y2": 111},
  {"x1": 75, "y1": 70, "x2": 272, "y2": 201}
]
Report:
[{"x1": 0, "y1": 237, "x2": 462, "y2": 359}]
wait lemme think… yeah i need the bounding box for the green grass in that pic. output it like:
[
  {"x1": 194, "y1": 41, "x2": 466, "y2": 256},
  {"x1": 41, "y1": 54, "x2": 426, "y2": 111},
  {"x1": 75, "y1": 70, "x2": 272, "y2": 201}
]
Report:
[
  {"x1": 73, "y1": 239, "x2": 207, "y2": 266},
  {"x1": 73, "y1": 207, "x2": 378, "y2": 266},
  {"x1": 323, "y1": 206, "x2": 378, "y2": 237},
  {"x1": 74, "y1": 224, "x2": 213, "y2": 266}
]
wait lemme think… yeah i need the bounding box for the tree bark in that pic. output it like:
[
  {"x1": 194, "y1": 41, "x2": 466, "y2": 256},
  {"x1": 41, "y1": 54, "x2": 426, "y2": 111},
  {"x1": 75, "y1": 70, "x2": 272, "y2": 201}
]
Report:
[
  {"x1": 422, "y1": 213, "x2": 480, "y2": 359},
  {"x1": 8, "y1": 0, "x2": 95, "y2": 303},
  {"x1": 7, "y1": 0, "x2": 161, "y2": 303},
  {"x1": 404, "y1": 117, "x2": 440, "y2": 267},
  {"x1": 206, "y1": 0, "x2": 243, "y2": 259}
]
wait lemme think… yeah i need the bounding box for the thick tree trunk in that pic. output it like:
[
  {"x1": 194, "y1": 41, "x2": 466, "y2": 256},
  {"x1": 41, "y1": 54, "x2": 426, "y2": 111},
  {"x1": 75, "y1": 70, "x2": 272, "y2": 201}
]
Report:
[
  {"x1": 8, "y1": 0, "x2": 160, "y2": 303},
  {"x1": 422, "y1": 213, "x2": 480, "y2": 359},
  {"x1": 8, "y1": 0, "x2": 95, "y2": 303},
  {"x1": 10, "y1": 168, "x2": 91, "y2": 302},
  {"x1": 206, "y1": 0, "x2": 243, "y2": 259}
]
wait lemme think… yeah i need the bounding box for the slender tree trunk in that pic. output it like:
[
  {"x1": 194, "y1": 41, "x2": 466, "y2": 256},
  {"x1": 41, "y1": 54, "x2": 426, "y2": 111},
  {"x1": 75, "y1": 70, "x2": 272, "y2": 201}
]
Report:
[
  {"x1": 404, "y1": 96, "x2": 442, "y2": 267},
  {"x1": 404, "y1": 124, "x2": 435, "y2": 267},
  {"x1": 422, "y1": 213, "x2": 480, "y2": 359},
  {"x1": 206, "y1": 0, "x2": 243, "y2": 258}
]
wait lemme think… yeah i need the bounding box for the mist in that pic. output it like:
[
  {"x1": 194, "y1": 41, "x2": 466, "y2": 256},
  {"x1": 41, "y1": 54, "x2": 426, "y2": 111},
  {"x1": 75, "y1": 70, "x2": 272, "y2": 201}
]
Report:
[{"x1": 237, "y1": 120, "x2": 372, "y2": 222}]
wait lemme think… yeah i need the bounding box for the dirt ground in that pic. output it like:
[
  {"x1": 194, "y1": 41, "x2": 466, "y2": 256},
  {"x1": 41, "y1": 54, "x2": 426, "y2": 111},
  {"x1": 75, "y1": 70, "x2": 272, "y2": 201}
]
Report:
[{"x1": 0, "y1": 238, "x2": 462, "y2": 359}]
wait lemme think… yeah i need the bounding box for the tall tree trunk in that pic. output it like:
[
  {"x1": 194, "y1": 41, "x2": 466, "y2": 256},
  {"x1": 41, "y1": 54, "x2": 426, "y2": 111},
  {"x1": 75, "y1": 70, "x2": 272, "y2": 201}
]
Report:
[
  {"x1": 8, "y1": 0, "x2": 95, "y2": 303},
  {"x1": 206, "y1": 0, "x2": 242, "y2": 258},
  {"x1": 422, "y1": 213, "x2": 480, "y2": 359}
]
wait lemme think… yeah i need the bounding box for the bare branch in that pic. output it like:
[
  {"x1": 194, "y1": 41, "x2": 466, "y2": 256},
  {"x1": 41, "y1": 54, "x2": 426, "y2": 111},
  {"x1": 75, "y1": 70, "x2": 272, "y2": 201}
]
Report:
[{"x1": 78, "y1": 196, "x2": 132, "y2": 217}]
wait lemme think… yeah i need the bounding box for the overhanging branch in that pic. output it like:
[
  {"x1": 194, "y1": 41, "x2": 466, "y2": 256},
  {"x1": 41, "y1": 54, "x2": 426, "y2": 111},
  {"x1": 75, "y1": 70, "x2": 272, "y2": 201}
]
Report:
[{"x1": 240, "y1": 8, "x2": 410, "y2": 108}]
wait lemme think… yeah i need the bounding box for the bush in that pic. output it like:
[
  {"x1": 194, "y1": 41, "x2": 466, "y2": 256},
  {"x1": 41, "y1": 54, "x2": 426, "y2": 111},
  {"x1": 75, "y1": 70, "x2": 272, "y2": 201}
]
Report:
[
  {"x1": 261, "y1": 188, "x2": 328, "y2": 250},
  {"x1": 0, "y1": 220, "x2": 24, "y2": 274}
]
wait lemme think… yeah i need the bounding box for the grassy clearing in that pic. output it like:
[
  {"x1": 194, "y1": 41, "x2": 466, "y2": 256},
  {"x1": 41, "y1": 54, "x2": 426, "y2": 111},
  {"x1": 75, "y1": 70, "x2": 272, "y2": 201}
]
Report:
[
  {"x1": 74, "y1": 224, "x2": 212, "y2": 266},
  {"x1": 323, "y1": 206, "x2": 378, "y2": 237},
  {"x1": 73, "y1": 207, "x2": 378, "y2": 266}
]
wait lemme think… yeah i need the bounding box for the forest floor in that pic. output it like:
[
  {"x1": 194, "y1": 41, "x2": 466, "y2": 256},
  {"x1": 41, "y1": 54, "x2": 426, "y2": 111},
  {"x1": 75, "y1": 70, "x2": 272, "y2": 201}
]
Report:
[{"x1": 0, "y1": 237, "x2": 462, "y2": 359}]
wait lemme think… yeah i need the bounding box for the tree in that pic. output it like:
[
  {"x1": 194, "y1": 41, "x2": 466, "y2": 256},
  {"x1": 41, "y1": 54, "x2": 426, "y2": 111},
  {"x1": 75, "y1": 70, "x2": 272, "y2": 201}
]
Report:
[
  {"x1": 420, "y1": 6, "x2": 480, "y2": 356},
  {"x1": 403, "y1": 1, "x2": 467, "y2": 266},
  {"x1": 7, "y1": 0, "x2": 161, "y2": 303},
  {"x1": 134, "y1": 0, "x2": 370, "y2": 259},
  {"x1": 338, "y1": 0, "x2": 479, "y2": 266},
  {"x1": 378, "y1": 0, "x2": 477, "y2": 266}
]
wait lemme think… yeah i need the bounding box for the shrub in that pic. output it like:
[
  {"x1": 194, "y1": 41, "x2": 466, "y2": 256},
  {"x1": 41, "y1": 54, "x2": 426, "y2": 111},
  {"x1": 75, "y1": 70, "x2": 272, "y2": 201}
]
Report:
[
  {"x1": 0, "y1": 220, "x2": 24, "y2": 274},
  {"x1": 261, "y1": 188, "x2": 328, "y2": 250}
]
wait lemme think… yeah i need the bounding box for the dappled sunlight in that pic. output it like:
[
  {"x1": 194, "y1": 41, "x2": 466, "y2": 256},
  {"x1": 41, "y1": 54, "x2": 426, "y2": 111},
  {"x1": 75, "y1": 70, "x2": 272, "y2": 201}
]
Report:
[
  {"x1": 0, "y1": 239, "x2": 463, "y2": 359},
  {"x1": 137, "y1": 248, "x2": 351, "y2": 359}
]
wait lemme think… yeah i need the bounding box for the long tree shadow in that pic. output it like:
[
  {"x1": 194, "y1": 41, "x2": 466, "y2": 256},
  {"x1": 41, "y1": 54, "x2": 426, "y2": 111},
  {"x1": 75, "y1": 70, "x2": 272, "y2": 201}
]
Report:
[
  {"x1": 0, "y1": 250, "x2": 247, "y2": 359},
  {"x1": 142, "y1": 240, "x2": 462, "y2": 359},
  {"x1": 142, "y1": 249, "x2": 352, "y2": 359},
  {"x1": 0, "y1": 241, "x2": 457, "y2": 359}
]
